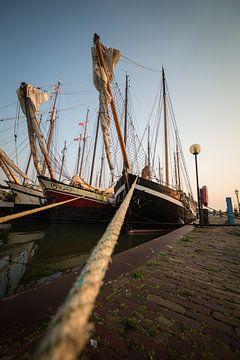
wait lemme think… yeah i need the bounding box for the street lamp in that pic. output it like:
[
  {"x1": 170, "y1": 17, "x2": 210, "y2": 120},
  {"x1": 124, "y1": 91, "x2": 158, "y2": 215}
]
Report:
[
  {"x1": 235, "y1": 189, "x2": 240, "y2": 213},
  {"x1": 190, "y1": 144, "x2": 202, "y2": 225}
]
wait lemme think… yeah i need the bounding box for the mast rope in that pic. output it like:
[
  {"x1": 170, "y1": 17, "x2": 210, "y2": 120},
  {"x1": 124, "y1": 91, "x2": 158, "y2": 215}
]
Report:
[
  {"x1": 34, "y1": 178, "x2": 137, "y2": 360},
  {"x1": 121, "y1": 54, "x2": 161, "y2": 73},
  {"x1": 137, "y1": 82, "x2": 160, "y2": 156},
  {"x1": 165, "y1": 83, "x2": 193, "y2": 197},
  {"x1": 152, "y1": 86, "x2": 163, "y2": 169},
  {"x1": 0, "y1": 102, "x2": 17, "y2": 110},
  {"x1": 0, "y1": 116, "x2": 25, "y2": 122}
]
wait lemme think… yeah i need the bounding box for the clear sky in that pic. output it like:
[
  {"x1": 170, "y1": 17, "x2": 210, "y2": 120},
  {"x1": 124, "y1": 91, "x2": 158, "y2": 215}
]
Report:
[{"x1": 0, "y1": 0, "x2": 239, "y2": 210}]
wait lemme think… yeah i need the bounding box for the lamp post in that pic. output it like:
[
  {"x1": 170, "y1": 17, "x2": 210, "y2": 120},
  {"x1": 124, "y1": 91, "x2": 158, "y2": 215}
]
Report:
[
  {"x1": 235, "y1": 189, "x2": 240, "y2": 214},
  {"x1": 190, "y1": 144, "x2": 202, "y2": 225}
]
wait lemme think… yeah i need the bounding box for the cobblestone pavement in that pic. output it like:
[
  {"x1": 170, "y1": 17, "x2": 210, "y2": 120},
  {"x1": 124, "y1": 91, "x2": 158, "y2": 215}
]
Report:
[{"x1": 84, "y1": 222, "x2": 240, "y2": 359}]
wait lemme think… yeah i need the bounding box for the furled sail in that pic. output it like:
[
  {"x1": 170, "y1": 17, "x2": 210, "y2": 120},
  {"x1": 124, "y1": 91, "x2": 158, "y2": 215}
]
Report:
[
  {"x1": 17, "y1": 83, "x2": 54, "y2": 178},
  {"x1": 92, "y1": 40, "x2": 121, "y2": 171}
]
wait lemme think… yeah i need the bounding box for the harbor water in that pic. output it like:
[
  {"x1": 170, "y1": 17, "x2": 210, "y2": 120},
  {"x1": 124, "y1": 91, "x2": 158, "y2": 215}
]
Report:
[{"x1": 0, "y1": 220, "x2": 167, "y2": 301}]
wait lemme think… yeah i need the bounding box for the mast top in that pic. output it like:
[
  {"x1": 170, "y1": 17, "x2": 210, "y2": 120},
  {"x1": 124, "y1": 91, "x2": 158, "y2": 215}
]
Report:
[
  {"x1": 162, "y1": 67, "x2": 166, "y2": 96},
  {"x1": 93, "y1": 33, "x2": 100, "y2": 44}
]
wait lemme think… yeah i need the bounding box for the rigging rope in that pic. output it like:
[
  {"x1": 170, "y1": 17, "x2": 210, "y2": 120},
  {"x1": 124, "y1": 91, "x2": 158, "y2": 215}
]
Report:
[
  {"x1": 165, "y1": 82, "x2": 193, "y2": 197},
  {"x1": 121, "y1": 54, "x2": 161, "y2": 73},
  {"x1": 34, "y1": 178, "x2": 137, "y2": 360},
  {"x1": 0, "y1": 102, "x2": 17, "y2": 110}
]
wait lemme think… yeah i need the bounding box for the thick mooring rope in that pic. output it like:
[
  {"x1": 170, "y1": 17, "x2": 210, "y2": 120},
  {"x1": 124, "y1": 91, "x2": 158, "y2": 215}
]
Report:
[{"x1": 34, "y1": 178, "x2": 137, "y2": 360}]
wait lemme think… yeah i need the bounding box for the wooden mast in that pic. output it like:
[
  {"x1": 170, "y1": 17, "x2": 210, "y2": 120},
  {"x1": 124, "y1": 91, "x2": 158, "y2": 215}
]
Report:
[
  {"x1": 42, "y1": 81, "x2": 61, "y2": 176},
  {"x1": 98, "y1": 144, "x2": 104, "y2": 188},
  {"x1": 76, "y1": 135, "x2": 82, "y2": 175},
  {"x1": 158, "y1": 156, "x2": 162, "y2": 184},
  {"x1": 89, "y1": 113, "x2": 100, "y2": 185},
  {"x1": 93, "y1": 34, "x2": 131, "y2": 171},
  {"x1": 162, "y1": 67, "x2": 169, "y2": 187},
  {"x1": 0, "y1": 148, "x2": 31, "y2": 184},
  {"x1": 23, "y1": 84, "x2": 42, "y2": 177},
  {"x1": 123, "y1": 73, "x2": 129, "y2": 171},
  {"x1": 22, "y1": 83, "x2": 55, "y2": 179},
  {"x1": 174, "y1": 151, "x2": 177, "y2": 189},
  {"x1": 0, "y1": 158, "x2": 20, "y2": 184},
  {"x1": 79, "y1": 109, "x2": 89, "y2": 177},
  {"x1": 176, "y1": 142, "x2": 181, "y2": 190},
  {"x1": 59, "y1": 141, "x2": 67, "y2": 181}
]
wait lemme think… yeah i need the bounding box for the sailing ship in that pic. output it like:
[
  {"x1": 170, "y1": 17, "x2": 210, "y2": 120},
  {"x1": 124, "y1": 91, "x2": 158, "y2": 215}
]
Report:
[
  {"x1": 90, "y1": 34, "x2": 197, "y2": 229},
  {"x1": 33, "y1": 33, "x2": 196, "y2": 227}
]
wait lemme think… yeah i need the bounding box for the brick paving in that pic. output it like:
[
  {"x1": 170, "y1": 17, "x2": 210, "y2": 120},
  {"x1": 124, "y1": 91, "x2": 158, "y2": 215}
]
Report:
[
  {"x1": 1, "y1": 217, "x2": 240, "y2": 359},
  {"x1": 84, "y1": 221, "x2": 240, "y2": 359}
]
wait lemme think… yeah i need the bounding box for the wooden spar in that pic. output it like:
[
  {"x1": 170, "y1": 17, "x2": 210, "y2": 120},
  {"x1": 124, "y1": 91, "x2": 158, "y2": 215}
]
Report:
[
  {"x1": 23, "y1": 85, "x2": 42, "y2": 177},
  {"x1": 42, "y1": 81, "x2": 61, "y2": 176},
  {"x1": 0, "y1": 196, "x2": 81, "y2": 224},
  {"x1": 0, "y1": 158, "x2": 20, "y2": 184},
  {"x1": 89, "y1": 112, "x2": 100, "y2": 185},
  {"x1": 123, "y1": 74, "x2": 129, "y2": 171},
  {"x1": 24, "y1": 153, "x2": 32, "y2": 181},
  {"x1": 98, "y1": 144, "x2": 104, "y2": 188},
  {"x1": 162, "y1": 67, "x2": 169, "y2": 187},
  {"x1": 22, "y1": 83, "x2": 55, "y2": 179},
  {"x1": 94, "y1": 34, "x2": 131, "y2": 170},
  {"x1": 158, "y1": 156, "x2": 162, "y2": 184},
  {"x1": 176, "y1": 142, "x2": 181, "y2": 190},
  {"x1": 59, "y1": 141, "x2": 67, "y2": 181},
  {"x1": 0, "y1": 148, "x2": 31, "y2": 183},
  {"x1": 25, "y1": 114, "x2": 42, "y2": 180},
  {"x1": 79, "y1": 109, "x2": 89, "y2": 177},
  {"x1": 174, "y1": 151, "x2": 177, "y2": 189},
  {"x1": 76, "y1": 135, "x2": 82, "y2": 175}
]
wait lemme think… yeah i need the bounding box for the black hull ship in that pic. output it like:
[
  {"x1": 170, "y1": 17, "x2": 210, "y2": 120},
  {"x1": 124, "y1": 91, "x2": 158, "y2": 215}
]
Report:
[
  {"x1": 115, "y1": 173, "x2": 196, "y2": 229},
  {"x1": 87, "y1": 35, "x2": 197, "y2": 230}
]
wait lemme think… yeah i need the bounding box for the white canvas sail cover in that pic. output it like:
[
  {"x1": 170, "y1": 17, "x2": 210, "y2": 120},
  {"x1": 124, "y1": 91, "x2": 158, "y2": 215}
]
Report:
[
  {"x1": 18, "y1": 84, "x2": 50, "y2": 115},
  {"x1": 17, "y1": 83, "x2": 52, "y2": 176},
  {"x1": 92, "y1": 43, "x2": 121, "y2": 171}
]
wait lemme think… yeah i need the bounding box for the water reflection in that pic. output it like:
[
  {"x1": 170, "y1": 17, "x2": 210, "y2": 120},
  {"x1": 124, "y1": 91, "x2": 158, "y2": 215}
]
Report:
[{"x1": 0, "y1": 221, "x2": 162, "y2": 300}]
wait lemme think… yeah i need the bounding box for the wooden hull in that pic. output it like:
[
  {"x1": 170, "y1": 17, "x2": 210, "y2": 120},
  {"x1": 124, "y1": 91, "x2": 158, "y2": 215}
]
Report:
[
  {"x1": 6, "y1": 181, "x2": 44, "y2": 206},
  {"x1": 38, "y1": 176, "x2": 115, "y2": 223},
  {"x1": 114, "y1": 173, "x2": 197, "y2": 229}
]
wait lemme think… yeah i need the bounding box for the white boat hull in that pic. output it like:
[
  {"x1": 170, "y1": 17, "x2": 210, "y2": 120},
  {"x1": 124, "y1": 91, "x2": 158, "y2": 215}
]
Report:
[{"x1": 6, "y1": 182, "x2": 44, "y2": 207}]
